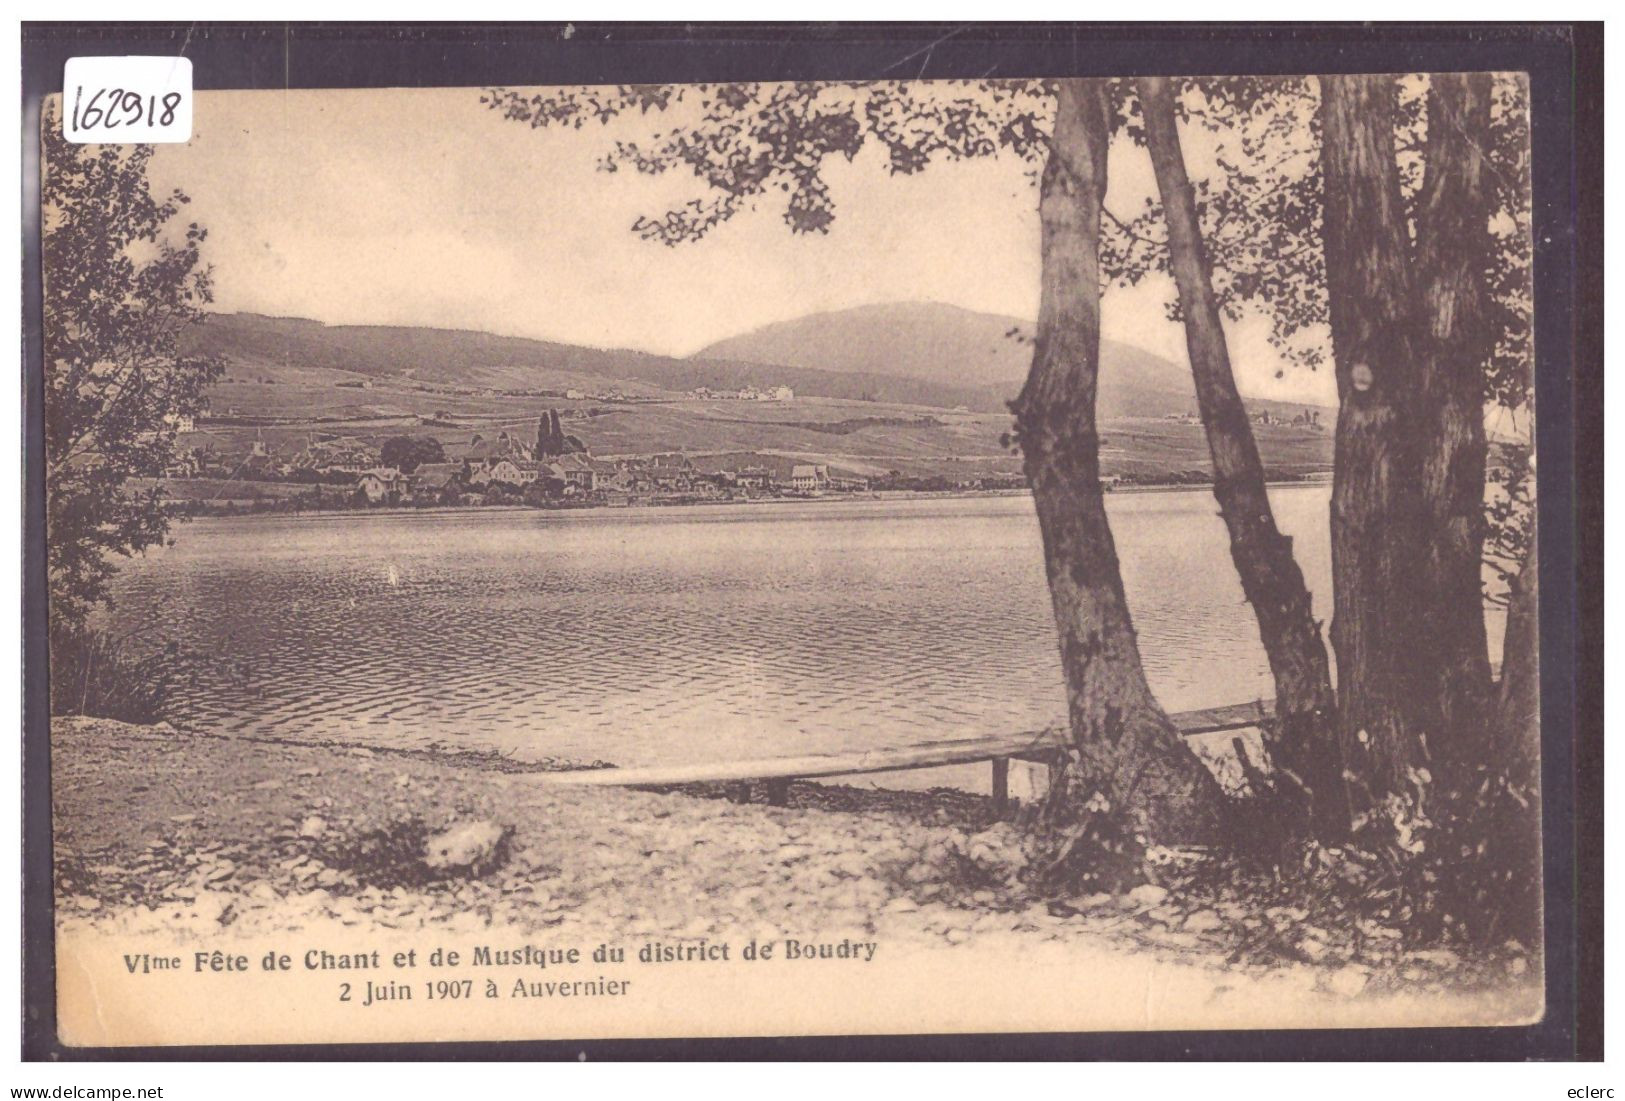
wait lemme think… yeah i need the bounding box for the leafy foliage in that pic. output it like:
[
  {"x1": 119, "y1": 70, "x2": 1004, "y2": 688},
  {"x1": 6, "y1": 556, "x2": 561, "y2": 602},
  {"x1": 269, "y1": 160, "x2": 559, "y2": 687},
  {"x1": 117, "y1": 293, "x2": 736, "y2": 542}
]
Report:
[
  {"x1": 1354, "y1": 763, "x2": 1542, "y2": 945},
  {"x1": 535, "y1": 409, "x2": 566, "y2": 458},
  {"x1": 1106, "y1": 78, "x2": 1331, "y2": 371},
  {"x1": 485, "y1": 74, "x2": 1530, "y2": 424},
  {"x1": 1026, "y1": 781, "x2": 1148, "y2": 895},
  {"x1": 49, "y1": 628, "x2": 195, "y2": 724},
  {"x1": 1483, "y1": 76, "x2": 1537, "y2": 414},
  {"x1": 483, "y1": 80, "x2": 1049, "y2": 245},
  {"x1": 1105, "y1": 75, "x2": 1533, "y2": 417},
  {"x1": 42, "y1": 104, "x2": 223, "y2": 638},
  {"x1": 1485, "y1": 443, "x2": 1536, "y2": 601},
  {"x1": 379, "y1": 434, "x2": 445, "y2": 473},
  {"x1": 485, "y1": 76, "x2": 1542, "y2": 945}
]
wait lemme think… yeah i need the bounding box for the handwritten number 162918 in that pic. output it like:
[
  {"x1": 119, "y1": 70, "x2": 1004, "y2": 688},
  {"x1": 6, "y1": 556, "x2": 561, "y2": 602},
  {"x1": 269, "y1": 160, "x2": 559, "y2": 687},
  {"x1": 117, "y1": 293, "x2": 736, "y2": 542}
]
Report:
[{"x1": 71, "y1": 85, "x2": 183, "y2": 132}]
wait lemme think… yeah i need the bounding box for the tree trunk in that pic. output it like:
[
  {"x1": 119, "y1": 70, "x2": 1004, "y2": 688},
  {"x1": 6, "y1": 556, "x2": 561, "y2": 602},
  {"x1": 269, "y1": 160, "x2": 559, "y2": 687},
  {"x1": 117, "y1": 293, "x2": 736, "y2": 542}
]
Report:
[
  {"x1": 1412, "y1": 73, "x2": 1497, "y2": 778},
  {"x1": 1013, "y1": 78, "x2": 1227, "y2": 843},
  {"x1": 1317, "y1": 74, "x2": 1429, "y2": 814},
  {"x1": 1496, "y1": 535, "x2": 1540, "y2": 775},
  {"x1": 1138, "y1": 76, "x2": 1349, "y2": 839}
]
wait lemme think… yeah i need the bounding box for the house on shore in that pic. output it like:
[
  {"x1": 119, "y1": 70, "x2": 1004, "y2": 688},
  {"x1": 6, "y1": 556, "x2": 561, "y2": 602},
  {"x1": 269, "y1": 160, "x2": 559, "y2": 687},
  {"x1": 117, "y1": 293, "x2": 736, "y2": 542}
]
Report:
[
  {"x1": 412, "y1": 462, "x2": 463, "y2": 498},
  {"x1": 590, "y1": 459, "x2": 626, "y2": 491},
  {"x1": 357, "y1": 467, "x2": 412, "y2": 503},
  {"x1": 299, "y1": 437, "x2": 379, "y2": 477},
  {"x1": 413, "y1": 461, "x2": 462, "y2": 483},
  {"x1": 447, "y1": 430, "x2": 533, "y2": 468},
  {"x1": 788, "y1": 463, "x2": 830, "y2": 492},
  {"x1": 510, "y1": 460, "x2": 546, "y2": 485},
  {"x1": 553, "y1": 453, "x2": 598, "y2": 492},
  {"x1": 469, "y1": 458, "x2": 528, "y2": 488}
]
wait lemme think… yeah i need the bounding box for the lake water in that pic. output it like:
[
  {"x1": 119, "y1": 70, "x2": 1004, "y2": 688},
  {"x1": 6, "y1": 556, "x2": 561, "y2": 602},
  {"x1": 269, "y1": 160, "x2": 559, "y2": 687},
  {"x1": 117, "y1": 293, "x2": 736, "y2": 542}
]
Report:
[{"x1": 103, "y1": 487, "x2": 1375, "y2": 779}]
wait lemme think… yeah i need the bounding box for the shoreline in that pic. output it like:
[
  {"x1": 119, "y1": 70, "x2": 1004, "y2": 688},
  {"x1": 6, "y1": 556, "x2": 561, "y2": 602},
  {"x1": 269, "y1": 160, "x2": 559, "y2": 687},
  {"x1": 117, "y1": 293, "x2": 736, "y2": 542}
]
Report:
[
  {"x1": 51, "y1": 714, "x2": 1540, "y2": 1033},
  {"x1": 165, "y1": 478, "x2": 1334, "y2": 525}
]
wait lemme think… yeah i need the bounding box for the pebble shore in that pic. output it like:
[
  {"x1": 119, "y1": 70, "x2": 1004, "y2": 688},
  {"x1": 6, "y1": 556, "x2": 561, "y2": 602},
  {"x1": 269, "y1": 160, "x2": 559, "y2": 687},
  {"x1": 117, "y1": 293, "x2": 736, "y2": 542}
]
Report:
[{"x1": 50, "y1": 716, "x2": 1540, "y2": 1024}]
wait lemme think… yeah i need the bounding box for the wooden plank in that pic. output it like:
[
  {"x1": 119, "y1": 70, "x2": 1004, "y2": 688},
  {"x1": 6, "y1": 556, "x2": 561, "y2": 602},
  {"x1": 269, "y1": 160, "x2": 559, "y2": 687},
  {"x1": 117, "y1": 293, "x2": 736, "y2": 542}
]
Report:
[
  {"x1": 543, "y1": 699, "x2": 1274, "y2": 790},
  {"x1": 545, "y1": 728, "x2": 1065, "y2": 788},
  {"x1": 1173, "y1": 699, "x2": 1275, "y2": 735},
  {"x1": 991, "y1": 757, "x2": 1009, "y2": 816}
]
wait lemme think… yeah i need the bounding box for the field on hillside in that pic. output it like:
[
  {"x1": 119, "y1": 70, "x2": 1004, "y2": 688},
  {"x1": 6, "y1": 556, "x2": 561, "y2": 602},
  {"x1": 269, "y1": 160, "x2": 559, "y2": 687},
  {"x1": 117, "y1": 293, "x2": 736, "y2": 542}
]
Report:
[
  {"x1": 205, "y1": 358, "x2": 665, "y2": 423},
  {"x1": 180, "y1": 327, "x2": 1334, "y2": 483},
  {"x1": 1101, "y1": 420, "x2": 1333, "y2": 479},
  {"x1": 180, "y1": 385, "x2": 1332, "y2": 482},
  {"x1": 181, "y1": 305, "x2": 1339, "y2": 485},
  {"x1": 187, "y1": 312, "x2": 1021, "y2": 413}
]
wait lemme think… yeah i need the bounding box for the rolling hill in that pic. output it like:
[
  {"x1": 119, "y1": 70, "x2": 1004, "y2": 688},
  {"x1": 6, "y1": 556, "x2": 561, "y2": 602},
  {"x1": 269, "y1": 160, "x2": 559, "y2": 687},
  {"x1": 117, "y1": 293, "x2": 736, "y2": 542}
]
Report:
[
  {"x1": 692, "y1": 300, "x2": 1226, "y2": 419},
  {"x1": 168, "y1": 308, "x2": 1335, "y2": 484},
  {"x1": 184, "y1": 312, "x2": 1015, "y2": 413},
  {"x1": 188, "y1": 303, "x2": 1328, "y2": 422}
]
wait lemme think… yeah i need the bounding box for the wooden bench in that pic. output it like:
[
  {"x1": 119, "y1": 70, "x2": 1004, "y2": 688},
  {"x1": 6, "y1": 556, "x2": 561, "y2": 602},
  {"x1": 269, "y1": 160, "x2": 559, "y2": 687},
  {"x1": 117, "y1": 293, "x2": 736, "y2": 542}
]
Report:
[{"x1": 543, "y1": 699, "x2": 1275, "y2": 814}]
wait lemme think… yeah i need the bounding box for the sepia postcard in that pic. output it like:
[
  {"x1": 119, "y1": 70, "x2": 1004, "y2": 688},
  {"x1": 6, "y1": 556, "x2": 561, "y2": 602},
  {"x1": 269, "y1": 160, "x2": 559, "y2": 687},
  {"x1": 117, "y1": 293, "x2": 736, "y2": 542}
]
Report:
[{"x1": 33, "y1": 48, "x2": 1561, "y2": 1052}]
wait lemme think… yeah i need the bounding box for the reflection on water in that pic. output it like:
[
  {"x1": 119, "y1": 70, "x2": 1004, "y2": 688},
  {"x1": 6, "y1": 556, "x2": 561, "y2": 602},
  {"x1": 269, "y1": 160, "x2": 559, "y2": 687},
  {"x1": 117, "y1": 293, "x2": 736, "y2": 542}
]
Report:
[{"x1": 105, "y1": 486, "x2": 1433, "y2": 771}]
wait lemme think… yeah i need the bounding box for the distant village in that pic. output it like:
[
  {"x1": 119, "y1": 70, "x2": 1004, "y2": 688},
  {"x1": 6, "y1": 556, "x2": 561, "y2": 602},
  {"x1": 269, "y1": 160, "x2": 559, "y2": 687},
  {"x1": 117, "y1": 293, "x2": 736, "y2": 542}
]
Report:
[
  {"x1": 160, "y1": 409, "x2": 884, "y2": 512},
  {"x1": 151, "y1": 394, "x2": 1337, "y2": 515},
  {"x1": 685, "y1": 385, "x2": 795, "y2": 402},
  {"x1": 325, "y1": 379, "x2": 796, "y2": 405},
  {"x1": 1164, "y1": 408, "x2": 1325, "y2": 429}
]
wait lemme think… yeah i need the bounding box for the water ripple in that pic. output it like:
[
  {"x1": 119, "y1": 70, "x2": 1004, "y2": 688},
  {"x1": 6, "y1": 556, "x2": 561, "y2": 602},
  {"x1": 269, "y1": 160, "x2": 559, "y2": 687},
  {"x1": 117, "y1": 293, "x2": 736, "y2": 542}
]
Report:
[{"x1": 102, "y1": 488, "x2": 1424, "y2": 771}]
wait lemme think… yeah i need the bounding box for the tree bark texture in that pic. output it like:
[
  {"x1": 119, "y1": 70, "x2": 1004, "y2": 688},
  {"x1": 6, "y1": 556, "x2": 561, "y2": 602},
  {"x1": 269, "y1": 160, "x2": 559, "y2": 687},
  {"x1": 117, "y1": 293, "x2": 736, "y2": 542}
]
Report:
[
  {"x1": 1317, "y1": 74, "x2": 1431, "y2": 813},
  {"x1": 1496, "y1": 536, "x2": 1540, "y2": 777},
  {"x1": 1138, "y1": 77, "x2": 1349, "y2": 839},
  {"x1": 1013, "y1": 78, "x2": 1227, "y2": 843},
  {"x1": 1412, "y1": 73, "x2": 1498, "y2": 775}
]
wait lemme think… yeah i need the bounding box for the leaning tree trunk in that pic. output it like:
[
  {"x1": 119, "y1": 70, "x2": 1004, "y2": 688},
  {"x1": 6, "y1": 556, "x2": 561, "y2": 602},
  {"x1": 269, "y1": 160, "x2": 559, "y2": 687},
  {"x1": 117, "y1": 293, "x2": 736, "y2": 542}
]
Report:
[
  {"x1": 1138, "y1": 77, "x2": 1349, "y2": 840},
  {"x1": 1317, "y1": 74, "x2": 1430, "y2": 814},
  {"x1": 1012, "y1": 78, "x2": 1227, "y2": 843},
  {"x1": 1412, "y1": 72, "x2": 1498, "y2": 780}
]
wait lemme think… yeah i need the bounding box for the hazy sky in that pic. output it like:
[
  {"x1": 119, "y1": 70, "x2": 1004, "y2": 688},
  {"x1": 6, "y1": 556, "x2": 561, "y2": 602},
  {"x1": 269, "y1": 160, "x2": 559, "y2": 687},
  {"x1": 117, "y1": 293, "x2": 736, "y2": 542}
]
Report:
[{"x1": 148, "y1": 86, "x2": 1337, "y2": 405}]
